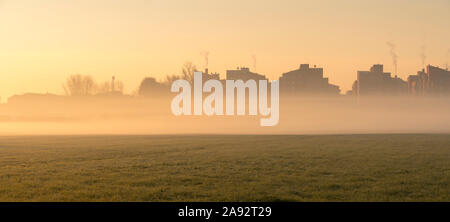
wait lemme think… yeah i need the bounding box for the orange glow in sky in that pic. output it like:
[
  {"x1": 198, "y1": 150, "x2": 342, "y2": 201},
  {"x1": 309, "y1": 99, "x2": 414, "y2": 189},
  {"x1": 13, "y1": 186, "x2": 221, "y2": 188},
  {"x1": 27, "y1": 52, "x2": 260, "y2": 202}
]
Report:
[{"x1": 0, "y1": 0, "x2": 449, "y2": 101}]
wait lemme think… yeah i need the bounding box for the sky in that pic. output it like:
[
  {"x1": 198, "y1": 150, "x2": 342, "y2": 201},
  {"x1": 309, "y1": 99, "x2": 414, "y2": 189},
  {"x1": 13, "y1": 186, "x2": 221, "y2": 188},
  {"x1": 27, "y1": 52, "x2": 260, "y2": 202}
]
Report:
[{"x1": 0, "y1": 0, "x2": 449, "y2": 101}]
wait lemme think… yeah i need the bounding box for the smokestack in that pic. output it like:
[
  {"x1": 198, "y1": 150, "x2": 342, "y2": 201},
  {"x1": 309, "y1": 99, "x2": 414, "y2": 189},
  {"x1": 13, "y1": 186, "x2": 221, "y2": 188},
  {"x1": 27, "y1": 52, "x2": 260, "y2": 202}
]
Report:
[
  {"x1": 112, "y1": 76, "x2": 115, "y2": 92},
  {"x1": 252, "y1": 54, "x2": 256, "y2": 71},
  {"x1": 386, "y1": 41, "x2": 398, "y2": 75},
  {"x1": 420, "y1": 44, "x2": 427, "y2": 68},
  {"x1": 201, "y1": 51, "x2": 209, "y2": 69}
]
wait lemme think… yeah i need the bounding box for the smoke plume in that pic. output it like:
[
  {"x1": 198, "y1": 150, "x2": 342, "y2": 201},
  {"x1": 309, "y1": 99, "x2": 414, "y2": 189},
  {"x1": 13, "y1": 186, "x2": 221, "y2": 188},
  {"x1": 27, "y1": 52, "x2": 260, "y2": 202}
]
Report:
[
  {"x1": 201, "y1": 51, "x2": 209, "y2": 69},
  {"x1": 386, "y1": 42, "x2": 398, "y2": 74}
]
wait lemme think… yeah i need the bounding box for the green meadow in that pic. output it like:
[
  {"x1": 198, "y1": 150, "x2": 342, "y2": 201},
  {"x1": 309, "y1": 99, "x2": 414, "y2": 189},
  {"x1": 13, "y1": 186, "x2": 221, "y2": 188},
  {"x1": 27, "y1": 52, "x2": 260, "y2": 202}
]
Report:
[{"x1": 0, "y1": 134, "x2": 448, "y2": 201}]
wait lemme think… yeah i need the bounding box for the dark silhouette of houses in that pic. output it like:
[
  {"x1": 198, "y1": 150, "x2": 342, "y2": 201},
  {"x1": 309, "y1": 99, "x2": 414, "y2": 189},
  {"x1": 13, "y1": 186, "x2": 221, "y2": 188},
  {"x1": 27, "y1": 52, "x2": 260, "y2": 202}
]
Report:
[
  {"x1": 408, "y1": 65, "x2": 450, "y2": 96},
  {"x1": 226, "y1": 67, "x2": 267, "y2": 81},
  {"x1": 279, "y1": 64, "x2": 340, "y2": 96},
  {"x1": 202, "y1": 68, "x2": 220, "y2": 81},
  {"x1": 353, "y1": 64, "x2": 407, "y2": 96}
]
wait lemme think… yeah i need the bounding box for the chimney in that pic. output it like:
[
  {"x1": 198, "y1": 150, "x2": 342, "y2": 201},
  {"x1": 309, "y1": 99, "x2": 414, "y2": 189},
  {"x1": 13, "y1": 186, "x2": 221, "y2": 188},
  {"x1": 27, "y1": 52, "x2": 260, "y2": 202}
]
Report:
[{"x1": 112, "y1": 76, "x2": 115, "y2": 92}]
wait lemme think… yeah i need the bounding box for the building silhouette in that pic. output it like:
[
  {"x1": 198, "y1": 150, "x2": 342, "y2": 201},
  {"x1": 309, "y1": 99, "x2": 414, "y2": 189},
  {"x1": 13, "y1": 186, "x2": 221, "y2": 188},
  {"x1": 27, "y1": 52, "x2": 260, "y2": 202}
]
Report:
[
  {"x1": 353, "y1": 64, "x2": 407, "y2": 96},
  {"x1": 279, "y1": 64, "x2": 340, "y2": 95},
  {"x1": 203, "y1": 68, "x2": 220, "y2": 81},
  {"x1": 408, "y1": 65, "x2": 450, "y2": 96},
  {"x1": 226, "y1": 67, "x2": 267, "y2": 81}
]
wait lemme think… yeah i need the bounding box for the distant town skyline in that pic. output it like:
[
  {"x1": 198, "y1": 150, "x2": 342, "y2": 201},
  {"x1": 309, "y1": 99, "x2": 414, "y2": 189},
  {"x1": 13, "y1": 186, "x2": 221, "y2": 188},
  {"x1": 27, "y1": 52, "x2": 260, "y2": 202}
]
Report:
[{"x1": 0, "y1": 0, "x2": 449, "y2": 100}]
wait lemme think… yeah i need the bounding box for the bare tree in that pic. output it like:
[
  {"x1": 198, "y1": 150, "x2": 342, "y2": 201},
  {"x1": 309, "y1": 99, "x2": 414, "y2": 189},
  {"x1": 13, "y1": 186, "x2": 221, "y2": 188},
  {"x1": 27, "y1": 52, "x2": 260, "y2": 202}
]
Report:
[
  {"x1": 97, "y1": 80, "x2": 125, "y2": 94},
  {"x1": 181, "y1": 62, "x2": 197, "y2": 84},
  {"x1": 115, "y1": 80, "x2": 124, "y2": 92},
  {"x1": 97, "y1": 81, "x2": 111, "y2": 94},
  {"x1": 63, "y1": 74, "x2": 97, "y2": 96},
  {"x1": 163, "y1": 74, "x2": 182, "y2": 86}
]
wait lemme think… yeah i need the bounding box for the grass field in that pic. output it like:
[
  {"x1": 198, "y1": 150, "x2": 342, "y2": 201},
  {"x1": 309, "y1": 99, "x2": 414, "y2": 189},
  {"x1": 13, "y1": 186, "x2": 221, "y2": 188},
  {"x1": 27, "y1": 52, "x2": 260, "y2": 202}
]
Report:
[{"x1": 0, "y1": 134, "x2": 449, "y2": 201}]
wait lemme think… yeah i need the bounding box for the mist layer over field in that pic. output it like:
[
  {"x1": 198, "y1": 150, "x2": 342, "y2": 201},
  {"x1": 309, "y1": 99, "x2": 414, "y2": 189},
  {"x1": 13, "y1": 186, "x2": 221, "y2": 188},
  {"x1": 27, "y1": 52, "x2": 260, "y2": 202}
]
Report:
[{"x1": 1, "y1": 95, "x2": 449, "y2": 135}]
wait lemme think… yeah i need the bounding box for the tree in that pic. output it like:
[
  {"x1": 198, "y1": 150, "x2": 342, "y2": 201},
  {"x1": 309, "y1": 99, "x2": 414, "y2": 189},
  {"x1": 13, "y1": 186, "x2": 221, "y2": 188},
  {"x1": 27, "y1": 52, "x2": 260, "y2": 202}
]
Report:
[
  {"x1": 115, "y1": 80, "x2": 124, "y2": 92},
  {"x1": 62, "y1": 74, "x2": 97, "y2": 96},
  {"x1": 163, "y1": 74, "x2": 182, "y2": 86},
  {"x1": 138, "y1": 77, "x2": 168, "y2": 97},
  {"x1": 181, "y1": 62, "x2": 197, "y2": 85},
  {"x1": 97, "y1": 80, "x2": 125, "y2": 94},
  {"x1": 97, "y1": 81, "x2": 111, "y2": 94}
]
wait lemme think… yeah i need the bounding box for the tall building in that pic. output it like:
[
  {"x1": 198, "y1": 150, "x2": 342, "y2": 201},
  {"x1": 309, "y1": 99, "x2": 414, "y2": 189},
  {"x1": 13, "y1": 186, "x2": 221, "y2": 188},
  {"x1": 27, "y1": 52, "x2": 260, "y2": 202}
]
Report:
[
  {"x1": 353, "y1": 64, "x2": 407, "y2": 96},
  {"x1": 226, "y1": 67, "x2": 267, "y2": 81},
  {"x1": 279, "y1": 64, "x2": 340, "y2": 95},
  {"x1": 408, "y1": 65, "x2": 450, "y2": 96}
]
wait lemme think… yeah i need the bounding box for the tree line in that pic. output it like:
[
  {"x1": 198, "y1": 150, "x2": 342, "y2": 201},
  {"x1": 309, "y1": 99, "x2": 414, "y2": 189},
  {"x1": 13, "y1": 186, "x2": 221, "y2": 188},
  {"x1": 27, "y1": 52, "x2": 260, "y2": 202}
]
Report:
[{"x1": 62, "y1": 62, "x2": 197, "y2": 97}]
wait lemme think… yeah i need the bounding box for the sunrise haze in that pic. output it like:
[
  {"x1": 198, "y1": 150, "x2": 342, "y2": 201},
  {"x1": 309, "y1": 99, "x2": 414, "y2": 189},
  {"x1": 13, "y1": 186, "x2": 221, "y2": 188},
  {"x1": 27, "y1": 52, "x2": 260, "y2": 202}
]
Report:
[{"x1": 0, "y1": 0, "x2": 449, "y2": 100}]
